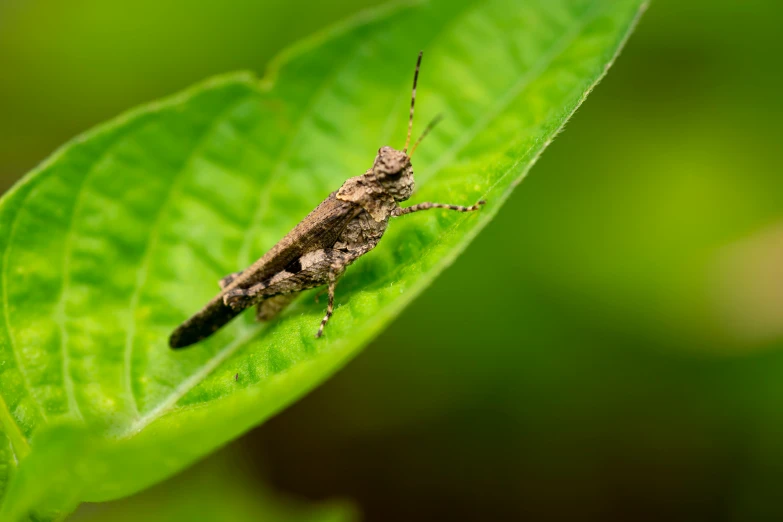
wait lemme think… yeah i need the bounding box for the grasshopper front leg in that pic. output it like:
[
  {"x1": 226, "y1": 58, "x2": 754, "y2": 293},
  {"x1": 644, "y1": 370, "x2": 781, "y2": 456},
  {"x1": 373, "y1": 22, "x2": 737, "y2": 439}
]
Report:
[{"x1": 391, "y1": 200, "x2": 485, "y2": 217}]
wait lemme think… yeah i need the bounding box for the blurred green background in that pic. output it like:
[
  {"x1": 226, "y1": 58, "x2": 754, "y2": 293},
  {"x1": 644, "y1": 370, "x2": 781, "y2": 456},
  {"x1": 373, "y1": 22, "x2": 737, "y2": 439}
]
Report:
[{"x1": 3, "y1": 0, "x2": 783, "y2": 520}]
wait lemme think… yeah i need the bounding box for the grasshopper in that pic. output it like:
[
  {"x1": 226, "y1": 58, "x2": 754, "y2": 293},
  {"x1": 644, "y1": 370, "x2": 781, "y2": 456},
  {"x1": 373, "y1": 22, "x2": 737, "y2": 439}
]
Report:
[{"x1": 169, "y1": 52, "x2": 484, "y2": 349}]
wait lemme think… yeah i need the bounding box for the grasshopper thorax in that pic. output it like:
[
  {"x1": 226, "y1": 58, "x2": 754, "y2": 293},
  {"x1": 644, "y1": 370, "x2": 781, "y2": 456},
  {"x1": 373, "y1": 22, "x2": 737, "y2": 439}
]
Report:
[{"x1": 372, "y1": 146, "x2": 414, "y2": 202}]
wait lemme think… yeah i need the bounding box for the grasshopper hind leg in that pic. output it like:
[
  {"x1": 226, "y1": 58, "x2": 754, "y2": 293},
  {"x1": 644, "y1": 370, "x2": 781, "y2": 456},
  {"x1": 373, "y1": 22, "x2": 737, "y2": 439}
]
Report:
[{"x1": 256, "y1": 294, "x2": 296, "y2": 322}]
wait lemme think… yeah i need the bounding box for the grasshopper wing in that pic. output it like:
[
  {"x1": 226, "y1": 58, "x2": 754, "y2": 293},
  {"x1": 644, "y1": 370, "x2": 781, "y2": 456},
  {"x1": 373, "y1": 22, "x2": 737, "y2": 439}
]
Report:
[{"x1": 169, "y1": 193, "x2": 361, "y2": 348}]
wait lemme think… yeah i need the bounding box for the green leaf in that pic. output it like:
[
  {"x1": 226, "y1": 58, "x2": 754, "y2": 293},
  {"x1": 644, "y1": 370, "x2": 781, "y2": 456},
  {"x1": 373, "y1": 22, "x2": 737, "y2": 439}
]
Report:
[{"x1": 0, "y1": 0, "x2": 646, "y2": 518}]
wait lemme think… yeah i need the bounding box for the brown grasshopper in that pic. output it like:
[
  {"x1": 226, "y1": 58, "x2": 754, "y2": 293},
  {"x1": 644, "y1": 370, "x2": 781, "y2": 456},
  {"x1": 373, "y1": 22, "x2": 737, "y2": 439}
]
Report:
[{"x1": 169, "y1": 52, "x2": 484, "y2": 349}]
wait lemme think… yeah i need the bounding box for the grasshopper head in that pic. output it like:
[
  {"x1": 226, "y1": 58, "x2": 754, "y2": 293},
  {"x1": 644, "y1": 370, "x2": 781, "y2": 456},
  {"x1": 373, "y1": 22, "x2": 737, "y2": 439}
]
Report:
[
  {"x1": 369, "y1": 52, "x2": 441, "y2": 203},
  {"x1": 373, "y1": 146, "x2": 415, "y2": 202}
]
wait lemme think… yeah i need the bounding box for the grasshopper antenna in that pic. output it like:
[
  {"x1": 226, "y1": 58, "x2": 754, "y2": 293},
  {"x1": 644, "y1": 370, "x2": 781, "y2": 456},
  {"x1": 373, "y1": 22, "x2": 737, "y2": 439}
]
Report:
[
  {"x1": 409, "y1": 114, "x2": 443, "y2": 157},
  {"x1": 403, "y1": 51, "x2": 424, "y2": 153}
]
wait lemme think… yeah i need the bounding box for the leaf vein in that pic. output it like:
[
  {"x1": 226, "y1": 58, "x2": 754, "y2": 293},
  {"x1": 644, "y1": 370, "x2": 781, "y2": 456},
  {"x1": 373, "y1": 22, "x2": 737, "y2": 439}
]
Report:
[{"x1": 1, "y1": 186, "x2": 50, "y2": 430}]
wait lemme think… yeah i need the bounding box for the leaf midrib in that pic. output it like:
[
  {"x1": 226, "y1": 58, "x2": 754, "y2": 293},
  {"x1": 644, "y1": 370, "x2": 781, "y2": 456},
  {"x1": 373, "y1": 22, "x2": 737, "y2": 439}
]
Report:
[
  {"x1": 2, "y1": 187, "x2": 41, "y2": 456},
  {"x1": 121, "y1": 54, "x2": 364, "y2": 436}
]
